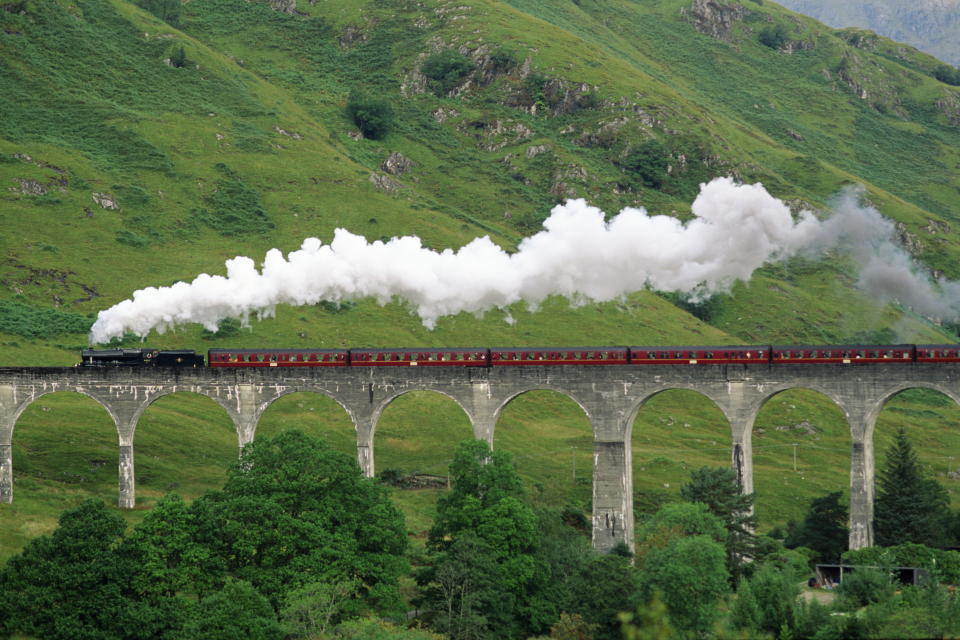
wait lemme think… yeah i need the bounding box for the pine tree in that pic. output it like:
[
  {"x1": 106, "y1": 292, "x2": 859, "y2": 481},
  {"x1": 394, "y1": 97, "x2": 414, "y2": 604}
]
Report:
[
  {"x1": 680, "y1": 467, "x2": 757, "y2": 578},
  {"x1": 874, "y1": 428, "x2": 950, "y2": 547}
]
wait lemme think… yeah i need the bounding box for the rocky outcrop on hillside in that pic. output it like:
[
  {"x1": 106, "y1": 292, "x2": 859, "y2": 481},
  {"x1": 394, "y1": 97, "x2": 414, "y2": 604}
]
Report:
[
  {"x1": 680, "y1": 0, "x2": 748, "y2": 40},
  {"x1": 778, "y1": 0, "x2": 960, "y2": 65}
]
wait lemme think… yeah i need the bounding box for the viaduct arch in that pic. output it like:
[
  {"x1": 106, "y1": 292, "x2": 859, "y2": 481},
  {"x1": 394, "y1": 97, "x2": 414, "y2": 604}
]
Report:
[{"x1": 2, "y1": 362, "x2": 958, "y2": 553}]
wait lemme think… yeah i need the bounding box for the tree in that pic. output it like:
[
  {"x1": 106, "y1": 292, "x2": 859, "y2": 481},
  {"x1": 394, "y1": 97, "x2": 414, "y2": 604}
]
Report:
[
  {"x1": 680, "y1": 466, "x2": 757, "y2": 577},
  {"x1": 178, "y1": 578, "x2": 284, "y2": 640},
  {"x1": 190, "y1": 431, "x2": 407, "y2": 613},
  {"x1": 346, "y1": 90, "x2": 396, "y2": 140},
  {"x1": 785, "y1": 491, "x2": 849, "y2": 563},
  {"x1": 637, "y1": 535, "x2": 729, "y2": 636},
  {"x1": 874, "y1": 428, "x2": 950, "y2": 547},
  {"x1": 419, "y1": 440, "x2": 541, "y2": 639},
  {"x1": 0, "y1": 499, "x2": 150, "y2": 640},
  {"x1": 563, "y1": 552, "x2": 640, "y2": 640}
]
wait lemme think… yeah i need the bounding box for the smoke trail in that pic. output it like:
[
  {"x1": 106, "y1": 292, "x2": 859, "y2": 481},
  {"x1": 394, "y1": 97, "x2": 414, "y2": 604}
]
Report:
[
  {"x1": 812, "y1": 187, "x2": 960, "y2": 321},
  {"x1": 86, "y1": 177, "x2": 954, "y2": 344}
]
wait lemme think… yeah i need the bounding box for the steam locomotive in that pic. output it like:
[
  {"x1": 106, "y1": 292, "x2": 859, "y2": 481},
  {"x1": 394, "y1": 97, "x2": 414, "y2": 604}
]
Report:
[{"x1": 79, "y1": 344, "x2": 960, "y2": 367}]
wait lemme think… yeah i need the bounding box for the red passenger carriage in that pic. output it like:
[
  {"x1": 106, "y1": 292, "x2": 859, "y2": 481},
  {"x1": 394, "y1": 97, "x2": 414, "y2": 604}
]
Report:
[
  {"x1": 207, "y1": 348, "x2": 348, "y2": 367},
  {"x1": 630, "y1": 345, "x2": 769, "y2": 365},
  {"x1": 349, "y1": 348, "x2": 488, "y2": 366},
  {"x1": 490, "y1": 347, "x2": 628, "y2": 365},
  {"x1": 771, "y1": 345, "x2": 914, "y2": 364}
]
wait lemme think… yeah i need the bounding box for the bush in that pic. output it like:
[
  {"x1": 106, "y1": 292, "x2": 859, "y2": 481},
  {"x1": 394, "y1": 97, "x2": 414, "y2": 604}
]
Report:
[
  {"x1": 136, "y1": 0, "x2": 181, "y2": 25},
  {"x1": 621, "y1": 139, "x2": 670, "y2": 188},
  {"x1": 759, "y1": 23, "x2": 789, "y2": 50},
  {"x1": 421, "y1": 50, "x2": 475, "y2": 95},
  {"x1": 835, "y1": 568, "x2": 895, "y2": 610},
  {"x1": 933, "y1": 64, "x2": 960, "y2": 86},
  {"x1": 345, "y1": 91, "x2": 396, "y2": 140}
]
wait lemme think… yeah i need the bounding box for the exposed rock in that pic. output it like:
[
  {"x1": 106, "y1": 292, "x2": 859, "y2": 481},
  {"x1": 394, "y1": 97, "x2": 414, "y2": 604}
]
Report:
[
  {"x1": 11, "y1": 178, "x2": 48, "y2": 195},
  {"x1": 433, "y1": 107, "x2": 459, "y2": 123},
  {"x1": 347, "y1": 130, "x2": 364, "y2": 141},
  {"x1": 574, "y1": 116, "x2": 629, "y2": 148},
  {"x1": 550, "y1": 182, "x2": 577, "y2": 198},
  {"x1": 269, "y1": 0, "x2": 296, "y2": 14},
  {"x1": 681, "y1": 0, "x2": 747, "y2": 41},
  {"x1": 466, "y1": 119, "x2": 534, "y2": 152},
  {"x1": 774, "y1": 420, "x2": 818, "y2": 436},
  {"x1": 381, "y1": 152, "x2": 415, "y2": 176},
  {"x1": 925, "y1": 219, "x2": 950, "y2": 234},
  {"x1": 273, "y1": 126, "x2": 303, "y2": 140},
  {"x1": 526, "y1": 144, "x2": 549, "y2": 159},
  {"x1": 936, "y1": 90, "x2": 960, "y2": 126},
  {"x1": 92, "y1": 192, "x2": 120, "y2": 210},
  {"x1": 786, "y1": 128, "x2": 804, "y2": 141},
  {"x1": 896, "y1": 222, "x2": 923, "y2": 254},
  {"x1": 369, "y1": 172, "x2": 402, "y2": 193},
  {"x1": 338, "y1": 26, "x2": 368, "y2": 48}
]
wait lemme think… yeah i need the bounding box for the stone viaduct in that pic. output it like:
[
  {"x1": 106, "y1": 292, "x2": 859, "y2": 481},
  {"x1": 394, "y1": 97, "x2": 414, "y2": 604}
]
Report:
[{"x1": 1, "y1": 362, "x2": 959, "y2": 552}]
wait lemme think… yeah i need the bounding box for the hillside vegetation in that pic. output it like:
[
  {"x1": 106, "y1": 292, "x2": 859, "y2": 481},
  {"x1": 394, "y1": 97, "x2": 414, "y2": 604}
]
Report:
[{"x1": 2, "y1": 0, "x2": 960, "y2": 559}]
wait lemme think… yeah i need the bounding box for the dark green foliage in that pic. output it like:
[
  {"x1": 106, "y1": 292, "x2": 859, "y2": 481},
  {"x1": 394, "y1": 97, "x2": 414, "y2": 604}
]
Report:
[
  {"x1": 178, "y1": 579, "x2": 284, "y2": 640},
  {"x1": 621, "y1": 139, "x2": 670, "y2": 188},
  {"x1": 933, "y1": 64, "x2": 960, "y2": 86},
  {"x1": 193, "y1": 163, "x2": 274, "y2": 236},
  {"x1": 490, "y1": 47, "x2": 519, "y2": 72},
  {"x1": 659, "y1": 291, "x2": 728, "y2": 323},
  {"x1": 421, "y1": 49, "x2": 476, "y2": 95},
  {"x1": 741, "y1": 563, "x2": 799, "y2": 636},
  {"x1": 0, "y1": 298, "x2": 92, "y2": 338},
  {"x1": 842, "y1": 542, "x2": 960, "y2": 585},
  {"x1": 835, "y1": 568, "x2": 895, "y2": 610},
  {"x1": 874, "y1": 428, "x2": 950, "y2": 548},
  {"x1": 785, "y1": 491, "x2": 848, "y2": 563},
  {"x1": 168, "y1": 45, "x2": 188, "y2": 69},
  {"x1": 680, "y1": 466, "x2": 757, "y2": 580},
  {"x1": 192, "y1": 430, "x2": 408, "y2": 613},
  {"x1": 201, "y1": 317, "x2": 241, "y2": 340},
  {"x1": 0, "y1": 500, "x2": 145, "y2": 640},
  {"x1": 759, "y1": 23, "x2": 789, "y2": 50},
  {"x1": 419, "y1": 440, "x2": 542, "y2": 639},
  {"x1": 564, "y1": 552, "x2": 641, "y2": 640},
  {"x1": 346, "y1": 90, "x2": 396, "y2": 140},
  {"x1": 136, "y1": 0, "x2": 181, "y2": 25},
  {"x1": 637, "y1": 535, "x2": 729, "y2": 635}
]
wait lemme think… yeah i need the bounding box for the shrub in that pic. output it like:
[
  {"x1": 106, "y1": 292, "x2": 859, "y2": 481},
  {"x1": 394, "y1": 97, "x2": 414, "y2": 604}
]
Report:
[
  {"x1": 136, "y1": 0, "x2": 181, "y2": 25},
  {"x1": 421, "y1": 50, "x2": 475, "y2": 95},
  {"x1": 933, "y1": 64, "x2": 960, "y2": 86},
  {"x1": 622, "y1": 139, "x2": 670, "y2": 188},
  {"x1": 835, "y1": 568, "x2": 895, "y2": 610},
  {"x1": 759, "y1": 23, "x2": 789, "y2": 50},
  {"x1": 345, "y1": 90, "x2": 395, "y2": 140}
]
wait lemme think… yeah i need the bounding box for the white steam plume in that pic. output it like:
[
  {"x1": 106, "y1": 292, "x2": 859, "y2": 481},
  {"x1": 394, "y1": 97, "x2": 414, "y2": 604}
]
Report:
[
  {"x1": 87, "y1": 177, "x2": 953, "y2": 344},
  {"x1": 812, "y1": 187, "x2": 960, "y2": 321}
]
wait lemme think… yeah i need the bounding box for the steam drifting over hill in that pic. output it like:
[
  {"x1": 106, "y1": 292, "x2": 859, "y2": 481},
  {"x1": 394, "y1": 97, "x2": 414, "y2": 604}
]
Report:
[{"x1": 88, "y1": 178, "x2": 960, "y2": 344}]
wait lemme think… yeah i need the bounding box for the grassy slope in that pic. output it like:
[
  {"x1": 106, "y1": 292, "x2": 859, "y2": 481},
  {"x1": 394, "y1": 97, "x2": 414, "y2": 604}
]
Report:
[{"x1": 2, "y1": 0, "x2": 960, "y2": 560}]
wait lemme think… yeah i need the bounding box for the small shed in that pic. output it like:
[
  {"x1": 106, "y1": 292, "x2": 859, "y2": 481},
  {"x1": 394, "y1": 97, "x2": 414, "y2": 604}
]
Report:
[{"x1": 814, "y1": 564, "x2": 929, "y2": 587}]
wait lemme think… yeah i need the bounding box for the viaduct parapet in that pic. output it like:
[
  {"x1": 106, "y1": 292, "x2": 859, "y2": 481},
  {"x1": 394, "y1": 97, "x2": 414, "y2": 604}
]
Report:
[{"x1": 2, "y1": 363, "x2": 959, "y2": 553}]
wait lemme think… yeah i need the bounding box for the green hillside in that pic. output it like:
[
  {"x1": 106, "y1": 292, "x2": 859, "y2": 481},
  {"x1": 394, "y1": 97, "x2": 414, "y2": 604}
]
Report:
[{"x1": 2, "y1": 0, "x2": 960, "y2": 560}]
